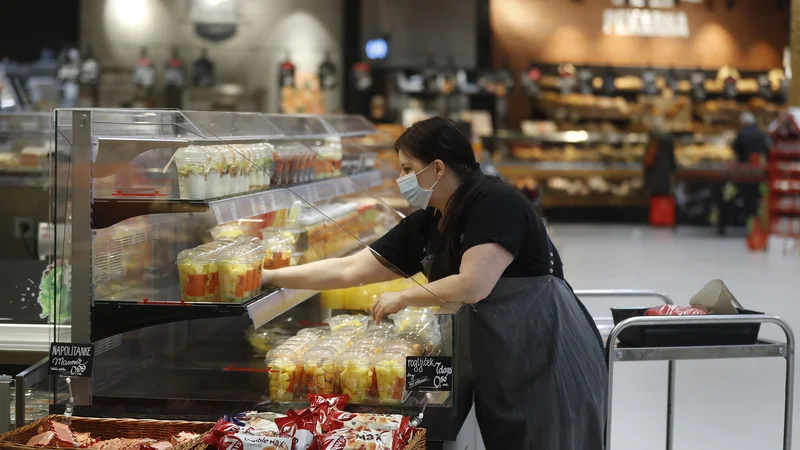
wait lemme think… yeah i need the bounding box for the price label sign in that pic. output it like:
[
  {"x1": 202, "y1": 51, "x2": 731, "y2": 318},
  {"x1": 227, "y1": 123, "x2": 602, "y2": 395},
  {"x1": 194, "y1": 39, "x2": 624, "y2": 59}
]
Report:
[
  {"x1": 405, "y1": 356, "x2": 453, "y2": 392},
  {"x1": 48, "y1": 343, "x2": 94, "y2": 378}
]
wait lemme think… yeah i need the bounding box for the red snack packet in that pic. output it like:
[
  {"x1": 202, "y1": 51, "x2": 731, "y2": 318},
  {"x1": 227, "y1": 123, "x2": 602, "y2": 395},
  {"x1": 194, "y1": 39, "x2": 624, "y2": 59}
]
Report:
[
  {"x1": 205, "y1": 418, "x2": 292, "y2": 450},
  {"x1": 328, "y1": 412, "x2": 413, "y2": 445},
  {"x1": 307, "y1": 394, "x2": 349, "y2": 411},
  {"x1": 316, "y1": 429, "x2": 401, "y2": 450},
  {"x1": 645, "y1": 305, "x2": 708, "y2": 316},
  {"x1": 275, "y1": 409, "x2": 318, "y2": 450},
  {"x1": 49, "y1": 421, "x2": 77, "y2": 447},
  {"x1": 26, "y1": 431, "x2": 55, "y2": 447}
]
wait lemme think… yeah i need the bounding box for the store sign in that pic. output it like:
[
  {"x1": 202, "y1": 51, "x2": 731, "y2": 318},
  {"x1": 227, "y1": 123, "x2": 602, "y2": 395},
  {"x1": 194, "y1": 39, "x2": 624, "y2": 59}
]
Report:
[
  {"x1": 48, "y1": 343, "x2": 94, "y2": 378},
  {"x1": 603, "y1": 0, "x2": 690, "y2": 38},
  {"x1": 405, "y1": 356, "x2": 453, "y2": 392}
]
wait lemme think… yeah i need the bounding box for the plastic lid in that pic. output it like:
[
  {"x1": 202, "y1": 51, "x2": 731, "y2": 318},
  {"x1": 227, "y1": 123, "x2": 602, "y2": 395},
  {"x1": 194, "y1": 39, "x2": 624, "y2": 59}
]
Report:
[
  {"x1": 316, "y1": 337, "x2": 350, "y2": 354},
  {"x1": 210, "y1": 223, "x2": 246, "y2": 240},
  {"x1": 217, "y1": 244, "x2": 249, "y2": 264},
  {"x1": 206, "y1": 145, "x2": 226, "y2": 167},
  {"x1": 327, "y1": 314, "x2": 369, "y2": 332},
  {"x1": 336, "y1": 347, "x2": 373, "y2": 367},
  {"x1": 177, "y1": 248, "x2": 203, "y2": 263},
  {"x1": 262, "y1": 233, "x2": 294, "y2": 253},
  {"x1": 302, "y1": 346, "x2": 339, "y2": 364},
  {"x1": 174, "y1": 145, "x2": 209, "y2": 167},
  {"x1": 297, "y1": 327, "x2": 330, "y2": 338},
  {"x1": 376, "y1": 348, "x2": 408, "y2": 364},
  {"x1": 266, "y1": 346, "x2": 300, "y2": 364}
]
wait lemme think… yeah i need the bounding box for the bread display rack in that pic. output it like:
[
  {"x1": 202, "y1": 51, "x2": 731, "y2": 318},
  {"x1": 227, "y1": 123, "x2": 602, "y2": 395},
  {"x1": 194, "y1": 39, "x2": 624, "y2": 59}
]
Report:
[{"x1": 8, "y1": 109, "x2": 472, "y2": 446}]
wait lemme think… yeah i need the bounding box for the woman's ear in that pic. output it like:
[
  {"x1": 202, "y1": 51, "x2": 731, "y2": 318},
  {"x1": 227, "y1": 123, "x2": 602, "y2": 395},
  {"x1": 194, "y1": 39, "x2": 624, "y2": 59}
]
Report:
[{"x1": 434, "y1": 159, "x2": 446, "y2": 179}]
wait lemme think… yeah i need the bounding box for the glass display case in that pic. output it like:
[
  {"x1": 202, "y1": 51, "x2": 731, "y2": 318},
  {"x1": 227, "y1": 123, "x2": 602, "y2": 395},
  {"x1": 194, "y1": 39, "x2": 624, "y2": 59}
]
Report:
[
  {"x1": 33, "y1": 109, "x2": 471, "y2": 443},
  {"x1": 0, "y1": 113, "x2": 66, "y2": 355}
]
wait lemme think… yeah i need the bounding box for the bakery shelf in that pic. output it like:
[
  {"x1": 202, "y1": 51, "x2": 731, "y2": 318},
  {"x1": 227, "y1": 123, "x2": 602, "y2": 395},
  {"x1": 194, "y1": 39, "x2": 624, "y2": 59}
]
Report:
[
  {"x1": 489, "y1": 130, "x2": 648, "y2": 145},
  {"x1": 541, "y1": 195, "x2": 648, "y2": 208},
  {"x1": 91, "y1": 170, "x2": 382, "y2": 229},
  {"x1": 495, "y1": 161, "x2": 642, "y2": 179}
]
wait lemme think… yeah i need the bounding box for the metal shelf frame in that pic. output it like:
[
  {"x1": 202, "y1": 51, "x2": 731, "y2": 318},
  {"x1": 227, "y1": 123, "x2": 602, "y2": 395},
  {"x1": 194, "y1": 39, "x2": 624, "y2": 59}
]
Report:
[{"x1": 576, "y1": 289, "x2": 794, "y2": 450}]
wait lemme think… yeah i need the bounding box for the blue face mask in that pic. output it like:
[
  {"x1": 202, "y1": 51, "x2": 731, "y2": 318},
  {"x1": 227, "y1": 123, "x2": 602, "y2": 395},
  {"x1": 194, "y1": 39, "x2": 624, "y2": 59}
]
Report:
[{"x1": 396, "y1": 162, "x2": 440, "y2": 209}]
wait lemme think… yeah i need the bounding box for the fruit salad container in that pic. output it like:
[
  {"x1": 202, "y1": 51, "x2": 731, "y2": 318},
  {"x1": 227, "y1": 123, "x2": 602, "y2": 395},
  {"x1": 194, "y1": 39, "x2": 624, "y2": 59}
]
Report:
[
  {"x1": 302, "y1": 346, "x2": 340, "y2": 395},
  {"x1": 262, "y1": 232, "x2": 293, "y2": 270},
  {"x1": 337, "y1": 348, "x2": 374, "y2": 403},
  {"x1": 176, "y1": 248, "x2": 209, "y2": 302},
  {"x1": 217, "y1": 245, "x2": 251, "y2": 303},
  {"x1": 374, "y1": 349, "x2": 407, "y2": 404},
  {"x1": 266, "y1": 347, "x2": 303, "y2": 401}
]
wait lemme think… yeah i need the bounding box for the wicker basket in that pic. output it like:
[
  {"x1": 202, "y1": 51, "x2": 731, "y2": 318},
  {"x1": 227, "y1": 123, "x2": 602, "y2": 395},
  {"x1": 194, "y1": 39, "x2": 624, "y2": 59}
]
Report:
[
  {"x1": 0, "y1": 415, "x2": 214, "y2": 450},
  {"x1": 405, "y1": 428, "x2": 426, "y2": 450}
]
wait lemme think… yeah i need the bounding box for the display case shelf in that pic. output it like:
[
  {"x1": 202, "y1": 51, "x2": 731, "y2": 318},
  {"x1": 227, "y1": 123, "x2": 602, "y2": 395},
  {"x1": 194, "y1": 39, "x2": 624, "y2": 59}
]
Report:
[{"x1": 91, "y1": 170, "x2": 382, "y2": 229}]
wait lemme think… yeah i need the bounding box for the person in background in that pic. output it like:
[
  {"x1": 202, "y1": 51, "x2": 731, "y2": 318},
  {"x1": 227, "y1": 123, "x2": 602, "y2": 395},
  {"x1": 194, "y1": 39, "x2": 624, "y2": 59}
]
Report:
[
  {"x1": 643, "y1": 116, "x2": 676, "y2": 197},
  {"x1": 732, "y1": 112, "x2": 770, "y2": 164},
  {"x1": 732, "y1": 112, "x2": 770, "y2": 222}
]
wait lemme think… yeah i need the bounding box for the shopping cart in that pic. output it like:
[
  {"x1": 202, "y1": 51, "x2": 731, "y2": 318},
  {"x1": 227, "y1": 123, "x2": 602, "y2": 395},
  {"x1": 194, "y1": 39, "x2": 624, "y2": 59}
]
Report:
[{"x1": 574, "y1": 289, "x2": 795, "y2": 450}]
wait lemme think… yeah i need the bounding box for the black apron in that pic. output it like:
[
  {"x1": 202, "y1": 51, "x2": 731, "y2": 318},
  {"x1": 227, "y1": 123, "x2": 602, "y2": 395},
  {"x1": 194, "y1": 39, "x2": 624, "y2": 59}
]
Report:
[{"x1": 421, "y1": 239, "x2": 608, "y2": 450}]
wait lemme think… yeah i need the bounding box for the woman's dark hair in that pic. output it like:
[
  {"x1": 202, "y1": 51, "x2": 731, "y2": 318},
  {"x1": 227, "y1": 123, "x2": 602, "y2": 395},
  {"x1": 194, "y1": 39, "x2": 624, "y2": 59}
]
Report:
[{"x1": 395, "y1": 117, "x2": 500, "y2": 279}]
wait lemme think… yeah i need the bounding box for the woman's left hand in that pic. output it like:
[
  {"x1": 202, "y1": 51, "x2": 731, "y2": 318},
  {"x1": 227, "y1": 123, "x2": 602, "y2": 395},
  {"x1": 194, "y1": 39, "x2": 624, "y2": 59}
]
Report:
[{"x1": 372, "y1": 291, "x2": 406, "y2": 324}]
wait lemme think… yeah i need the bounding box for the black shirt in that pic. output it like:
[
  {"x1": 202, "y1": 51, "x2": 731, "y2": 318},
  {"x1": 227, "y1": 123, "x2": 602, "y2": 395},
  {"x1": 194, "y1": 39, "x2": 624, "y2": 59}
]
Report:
[{"x1": 371, "y1": 180, "x2": 564, "y2": 281}]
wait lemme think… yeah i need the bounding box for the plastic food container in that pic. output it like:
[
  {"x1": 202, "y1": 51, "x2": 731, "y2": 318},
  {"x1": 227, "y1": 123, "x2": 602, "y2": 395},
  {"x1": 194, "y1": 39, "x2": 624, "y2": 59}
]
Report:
[
  {"x1": 374, "y1": 349, "x2": 407, "y2": 404},
  {"x1": 262, "y1": 142, "x2": 275, "y2": 188},
  {"x1": 266, "y1": 347, "x2": 302, "y2": 401},
  {"x1": 383, "y1": 336, "x2": 424, "y2": 357},
  {"x1": 337, "y1": 348, "x2": 374, "y2": 403},
  {"x1": 327, "y1": 314, "x2": 370, "y2": 333},
  {"x1": 262, "y1": 232, "x2": 294, "y2": 270},
  {"x1": 206, "y1": 145, "x2": 226, "y2": 198},
  {"x1": 174, "y1": 146, "x2": 209, "y2": 200},
  {"x1": 248, "y1": 326, "x2": 291, "y2": 355},
  {"x1": 211, "y1": 145, "x2": 232, "y2": 195},
  {"x1": 176, "y1": 248, "x2": 208, "y2": 302},
  {"x1": 248, "y1": 143, "x2": 264, "y2": 190},
  {"x1": 224, "y1": 146, "x2": 242, "y2": 194},
  {"x1": 303, "y1": 346, "x2": 340, "y2": 395},
  {"x1": 316, "y1": 337, "x2": 350, "y2": 354},
  {"x1": 197, "y1": 251, "x2": 221, "y2": 302},
  {"x1": 243, "y1": 242, "x2": 265, "y2": 298},
  {"x1": 210, "y1": 223, "x2": 246, "y2": 240},
  {"x1": 217, "y1": 245, "x2": 251, "y2": 303},
  {"x1": 297, "y1": 327, "x2": 330, "y2": 339}
]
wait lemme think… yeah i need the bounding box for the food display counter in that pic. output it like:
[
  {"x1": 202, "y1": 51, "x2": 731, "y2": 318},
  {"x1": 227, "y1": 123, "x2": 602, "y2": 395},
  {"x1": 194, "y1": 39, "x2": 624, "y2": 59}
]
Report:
[
  {"x1": 12, "y1": 109, "x2": 471, "y2": 446},
  {"x1": 0, "y1": 113, "x2": 66, "y2": 364}
]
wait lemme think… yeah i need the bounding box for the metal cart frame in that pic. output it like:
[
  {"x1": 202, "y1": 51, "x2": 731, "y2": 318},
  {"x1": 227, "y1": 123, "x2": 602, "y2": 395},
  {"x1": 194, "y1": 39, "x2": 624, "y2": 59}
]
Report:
[{"x1": 575, "y1": 289, "x2": 795, "y2": 450}]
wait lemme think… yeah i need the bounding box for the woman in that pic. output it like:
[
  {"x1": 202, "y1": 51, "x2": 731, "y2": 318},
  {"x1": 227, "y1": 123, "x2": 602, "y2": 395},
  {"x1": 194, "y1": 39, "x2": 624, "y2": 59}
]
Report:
[{"x1": 262, "y1": 117, "x2": 607, "y2": 450}]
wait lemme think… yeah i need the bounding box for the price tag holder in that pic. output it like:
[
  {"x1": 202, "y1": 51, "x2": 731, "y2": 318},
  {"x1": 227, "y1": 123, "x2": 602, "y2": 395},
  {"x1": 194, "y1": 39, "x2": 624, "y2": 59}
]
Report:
[
  {"x1": 405, "y1": 356, "x2": 453, "y2": 392},
  {"x1": 48, "y1": 343, "x2": 94, "y2": 378}
]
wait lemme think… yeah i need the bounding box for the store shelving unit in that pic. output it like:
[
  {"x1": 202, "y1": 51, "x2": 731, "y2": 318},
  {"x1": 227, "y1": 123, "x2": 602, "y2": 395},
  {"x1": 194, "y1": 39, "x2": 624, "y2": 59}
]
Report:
[
  {"x1": 19, "y1": 109, "x2": 472, "y2": 444},
  {"x1": 768, "y1": 111, "x2": 800, "y2": 239}
]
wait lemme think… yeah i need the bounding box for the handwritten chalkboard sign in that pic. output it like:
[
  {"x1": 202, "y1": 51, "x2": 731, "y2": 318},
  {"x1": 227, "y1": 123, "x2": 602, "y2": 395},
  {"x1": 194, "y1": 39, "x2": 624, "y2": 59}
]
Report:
[
  {"x1": 405, "y1": 356, "x2": 453, "y2": 392},
  {"x1": 48, "y1": 343, "x2": 94, "y2": 378}
]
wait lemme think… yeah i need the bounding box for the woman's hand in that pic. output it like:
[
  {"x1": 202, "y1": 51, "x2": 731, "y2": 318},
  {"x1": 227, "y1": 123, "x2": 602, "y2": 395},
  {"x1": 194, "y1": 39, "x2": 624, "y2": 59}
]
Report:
[{"x1": 372, "y1": 291, "x2": 407, "y2": 324}]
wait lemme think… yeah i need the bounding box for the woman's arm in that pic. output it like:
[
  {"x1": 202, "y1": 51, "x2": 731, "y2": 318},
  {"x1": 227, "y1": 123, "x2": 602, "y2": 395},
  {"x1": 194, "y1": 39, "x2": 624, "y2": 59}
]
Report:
[
  {"x1": 372, "y1": 243, "x2": 513, "y2": 321},
  {"x1": 263, "y1": 247, "x2": 403, "y2": 291}
]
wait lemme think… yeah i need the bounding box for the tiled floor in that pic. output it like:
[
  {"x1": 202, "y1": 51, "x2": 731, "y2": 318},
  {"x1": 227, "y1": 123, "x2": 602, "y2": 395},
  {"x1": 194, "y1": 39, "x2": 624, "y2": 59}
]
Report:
[{"x1": 554, "y1": 224, "x2": 800, "y2": 450}]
